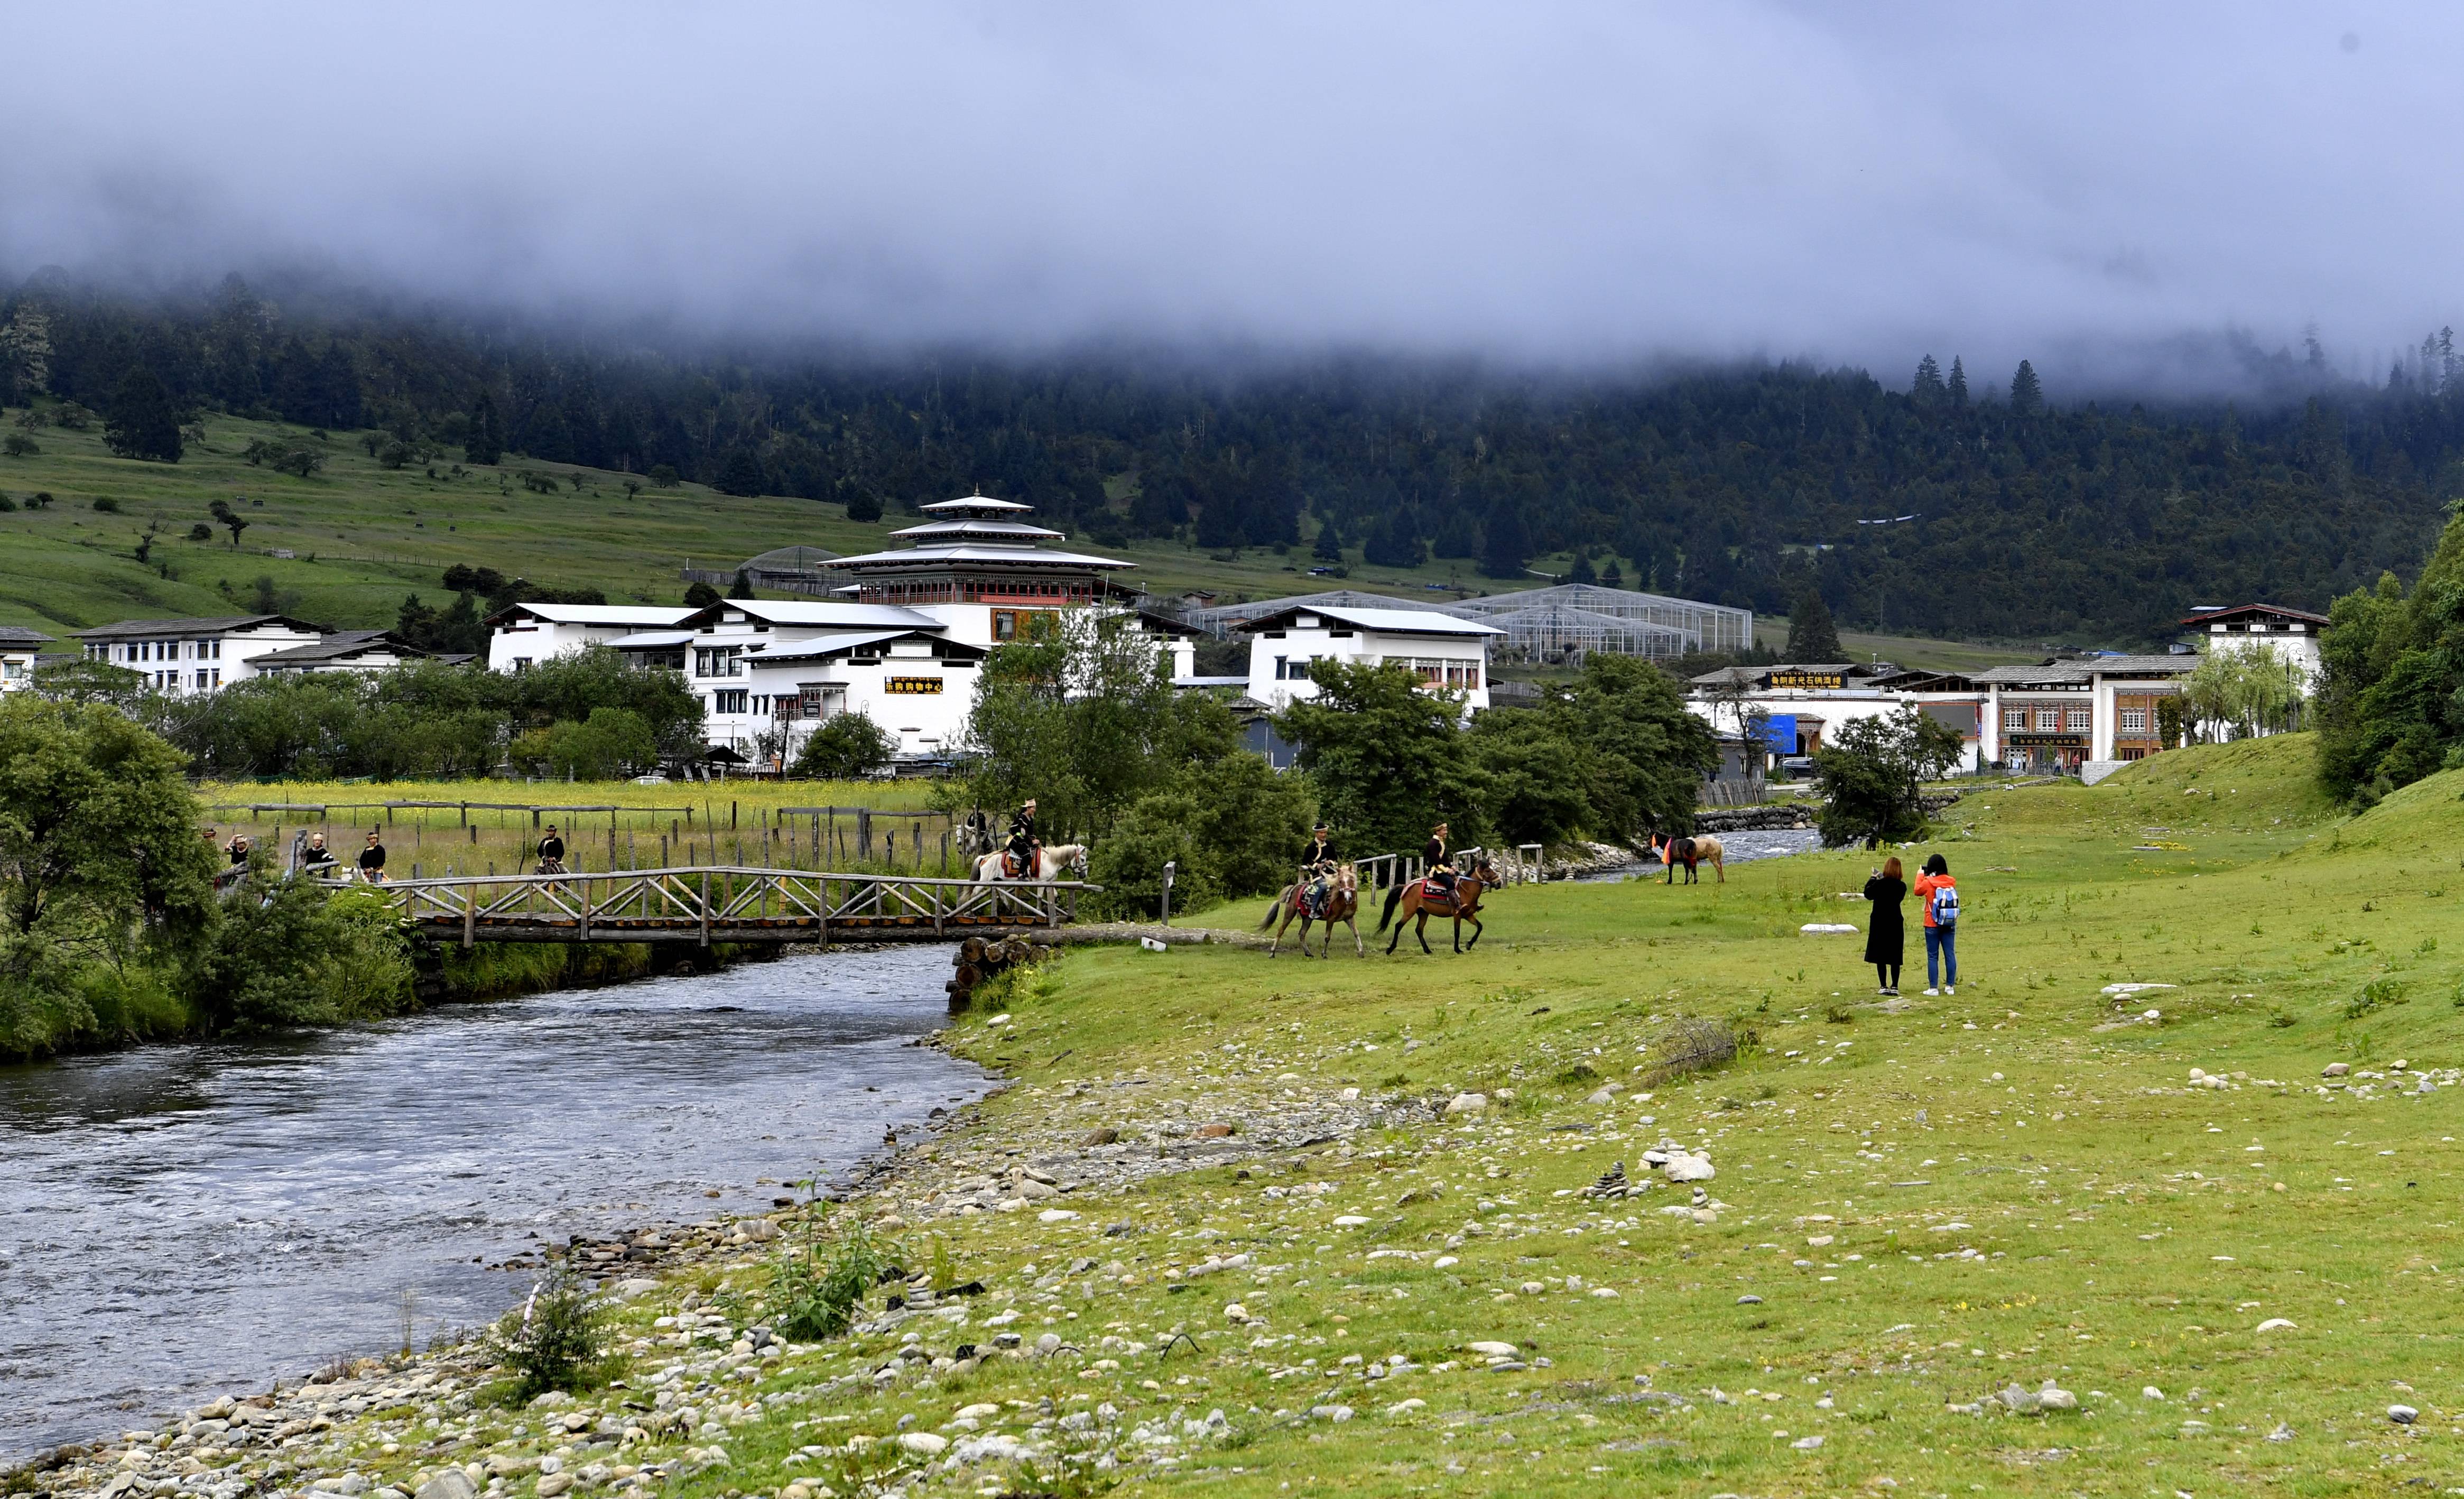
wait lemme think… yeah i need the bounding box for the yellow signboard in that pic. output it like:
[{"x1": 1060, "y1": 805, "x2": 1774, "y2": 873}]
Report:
[
  {"x1": 885, "y1": 677, "x2": 943, "y2": 695},
  {"x1": 1768, "y1": 671, "x2": 1844, "y2": 690}
]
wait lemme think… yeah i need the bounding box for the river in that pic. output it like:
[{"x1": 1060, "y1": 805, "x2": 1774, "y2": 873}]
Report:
[
  {"x1": 0, "y1": 945, "x2": 986, "y2": 1463},
  {"x1": 1577, "y1": 826, "x2": 1824, "y2": 880}
]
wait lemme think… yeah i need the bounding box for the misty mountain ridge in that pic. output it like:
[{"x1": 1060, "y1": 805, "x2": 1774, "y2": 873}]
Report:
[{"x1": 4, "y1": 269, "x2": 2461, "y2": 645}]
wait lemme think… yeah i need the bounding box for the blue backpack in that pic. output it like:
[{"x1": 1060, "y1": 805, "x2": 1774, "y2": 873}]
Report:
[{"x1": 1930, "y1": 882, "x2": 1960, "y2": 927}]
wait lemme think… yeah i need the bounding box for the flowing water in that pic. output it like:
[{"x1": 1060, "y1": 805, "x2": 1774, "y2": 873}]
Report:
[
  {"x1": 1577, "y1": 826, "x2": 1823, "y2": 881},
  {"x1": 0, "y1": 945, "x2": 986, "y2": 1461}
]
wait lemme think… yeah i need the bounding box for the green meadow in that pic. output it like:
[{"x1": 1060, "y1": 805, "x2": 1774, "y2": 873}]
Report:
[{"x1": 271, "y1": 731, "x2": 2464, "y2": 1497}]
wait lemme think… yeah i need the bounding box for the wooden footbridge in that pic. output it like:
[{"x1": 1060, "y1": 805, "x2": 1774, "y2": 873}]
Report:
[{"x1": 363, "y1": 866, "x2": 1098, "y2": 947}]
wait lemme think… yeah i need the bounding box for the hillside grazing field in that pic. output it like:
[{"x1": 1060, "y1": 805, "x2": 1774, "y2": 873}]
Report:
[{"x1": 1, "y1": 408, "x2": 2061, "y2": 672}]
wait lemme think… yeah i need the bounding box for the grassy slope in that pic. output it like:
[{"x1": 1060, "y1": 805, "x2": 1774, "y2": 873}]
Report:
[
  {"x1": 0, "y1": 410, "x2": 2046, "y2": 670},
  {"x1": 260, "y1": 731, "x2": 2464, "y2": 1498}
]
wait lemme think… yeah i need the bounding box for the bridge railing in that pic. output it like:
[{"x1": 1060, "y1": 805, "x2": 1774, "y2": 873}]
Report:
[{"x1": 345, "y1": 866, "x2": 1100, "y2": 946}]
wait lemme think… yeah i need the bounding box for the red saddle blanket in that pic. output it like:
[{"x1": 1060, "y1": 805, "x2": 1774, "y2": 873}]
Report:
[{"x1": 1420, "y1": 877, "x2": 1452, "y2": 901}]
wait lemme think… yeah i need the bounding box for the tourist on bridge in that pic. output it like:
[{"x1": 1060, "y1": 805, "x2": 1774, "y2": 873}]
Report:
[
  {"x1": 358, "y1": 831, "x2": 388, "y2": 885},
  {"x1": 1298, "y1": 822, "x2": 1339, "y2": 917},
  {"x1": 536, "y1": 824, "x2": 567, "y2": 876}
]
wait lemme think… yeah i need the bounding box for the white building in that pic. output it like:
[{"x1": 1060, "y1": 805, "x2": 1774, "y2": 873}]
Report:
[
  {"x1": 612, "y1": 496, "x2": 1194, "y2": 762},
  {"x1": 484, "y1": 603, "x2": 696, "y2": 673},
  {"x1": 249, "y1": 629, "x2": 438, "y2": 677},
  {"x1": 74, "y1": 615, "x2": 330, "y2": 695},
  {"x1": 0, "y1": 626, "x2": 52, "y2": 691},
  {"x1": 1237, "y1": 604, "x2": 1504, "y2": 711},
  {"x1": 1688, "y1": 662, "x2": 1990, "y2": 773},
  {"x1": 2182, "y1": 603, "x2": 2325, "y2": 687}
]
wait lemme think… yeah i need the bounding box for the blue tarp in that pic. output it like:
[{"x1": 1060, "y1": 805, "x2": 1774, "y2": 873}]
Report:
[{"x1": 1760, "y1": 714, "x2": 1798, "y2": 755}]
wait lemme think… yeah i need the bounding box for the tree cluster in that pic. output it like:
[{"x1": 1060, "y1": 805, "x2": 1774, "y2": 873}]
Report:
[
  {"x1": 1273, "y1": 653, "x2": 1718, "y2": 854},
  {"x1": 1808, "y1": 704, "x2": 1968, "y2": 848},
  {"x1": 2315, "y1": 506, "x2": 2464, "y2": 802}
]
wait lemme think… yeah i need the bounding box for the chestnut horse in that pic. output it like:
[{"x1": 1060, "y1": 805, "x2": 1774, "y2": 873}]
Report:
[
  {"x1": 1259, "y1": 863, "x2": 1363, "y2": 958},
  {"x1": 1377, "y1": 855, "x2": 1499, "y2": 954}
]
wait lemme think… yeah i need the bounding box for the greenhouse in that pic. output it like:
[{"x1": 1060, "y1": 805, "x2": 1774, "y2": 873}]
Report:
[{"x1": 1478, "y1": 604, "x2": 1698, "y2": 662}]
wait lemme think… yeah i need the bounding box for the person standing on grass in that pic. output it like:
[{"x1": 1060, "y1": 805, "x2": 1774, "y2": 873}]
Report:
[
  {"x1": 1915, "y1": 852, "x2": 1958, "y2": 994},
  {"x1": 358, "y1": 830, "x2": 388, "y2": 885},
  {"x1": 1863, "y1": 856, "x2": 1906, "y2": 996}
]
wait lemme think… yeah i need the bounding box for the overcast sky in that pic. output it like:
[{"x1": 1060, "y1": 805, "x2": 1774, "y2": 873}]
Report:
[{"x1": 4, "y1": 3, "x2": 2453, "y2": 386}]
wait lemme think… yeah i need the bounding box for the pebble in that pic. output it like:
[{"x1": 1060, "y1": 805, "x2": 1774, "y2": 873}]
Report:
[
  {"x1": 2324, "y1": 1062, "x2": 2351, "y2": 1078},
  {"x1": 897, "y1": 1431, "x2": 950, "y2": 1454},
  {"x1": 2390, "y1": 1404, "x2": 2419, "y2": 1425},
  {"x1": 1446, "y1": 1093, "x2": 1488, "y2": 1116},
  {"x1": 1466, "y1": 1341, "x2": 1521, "y2": 1358},
  {"x1": 1310, "y1": 1404, "x2": 1356, "y2": 1422},
  {"x1": 2256, "y1": 1318, "x2": 2298, "y2": 1333}
]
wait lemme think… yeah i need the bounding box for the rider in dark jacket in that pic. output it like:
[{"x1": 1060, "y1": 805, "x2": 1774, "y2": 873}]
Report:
[
  {"x1": 1005, "y1": 799, "x2": 1040, "y2": 877},
  {"x1": 1425, "y1": 821, "x2": 1457, "y2": 898},
  {"x1": 1298, "y1": 823, "x2": 1337, "y2": 914}
]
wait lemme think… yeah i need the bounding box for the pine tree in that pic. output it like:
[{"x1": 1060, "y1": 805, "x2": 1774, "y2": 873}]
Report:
[
  {"x1": 728, "y1": 570, "x2": 755, "y2": 599},
  {"x1": 714, "y1": 446, "x2": 766, "y2": 497},
  {"x1": 1912, "y1": 355, "x2": 1945, "y2": 404},
  {"x1": 1568, "y1": 550, "x2": 1597, "y2": 584},
  {"x1": 103, "y1": 365, "x2": 182, "y2": 462},
  {"x1": 2009, "y1": 359, "x2": 2043, "y2": 416},
  {"x1": 466, "y1": 391, "x2": 503, "y2": 465},
  {"x1": 1947, "y1": 356, "x2": 1969, "y2": 408},
  {"x1": 1479, "y1": 507, "x2": 1530, "y2": 579},
  {"x1": 1785, "y1": 588, "x2": 1844, "y2": 662},
  {"x1": 1600, "y1": 558, "x2": 1625, "y2": 589},
  {"x1": 1312, "y1": 518, "x2": 1343, "y2": 561}
]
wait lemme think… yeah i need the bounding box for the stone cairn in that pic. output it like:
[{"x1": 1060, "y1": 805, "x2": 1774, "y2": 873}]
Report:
[{"x1": 947, "y1": 934, "x2": 1051, "y2": 1013}]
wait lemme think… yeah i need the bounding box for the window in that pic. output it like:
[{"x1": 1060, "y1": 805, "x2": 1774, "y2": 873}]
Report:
[
  {"x1": 2004, "y1": 707, "x2": 2025, "y2": 730},
  {"x1": 712, "y1": 689, "x2": 749, "y2": 715},
  {"x1": 2119, "y1": 708, "x2": 2148, "y2": 733},
  {"x1": 694, "y1": 646, "x2": 743, "y2": 678},
  {"x1": 2064, "y1": 707, "x2": 2090, "y2": 732},
  {"x1": 195, "y1": 670, "x2": 210, "y2": 691},
  {"x1": 2035, "y1": 707, "x2": 2060, "y2": 731},
  {"x1": 1273, "y1": 654, "x2": 1289, "y2": 680}
]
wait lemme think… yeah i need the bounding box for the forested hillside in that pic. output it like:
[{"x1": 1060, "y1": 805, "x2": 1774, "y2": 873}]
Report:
[{"x1": 7, "y1": 269, "x2": 2464, "y2": 642}]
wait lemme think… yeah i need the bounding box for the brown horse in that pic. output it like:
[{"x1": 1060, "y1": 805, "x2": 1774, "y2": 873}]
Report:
[
  {"x1": 1259, "y1": 863, "x2": 1363, "y2": 958},
  {"x1": 1378, "y1": 855, "x2": 1499, "y2": 954}
]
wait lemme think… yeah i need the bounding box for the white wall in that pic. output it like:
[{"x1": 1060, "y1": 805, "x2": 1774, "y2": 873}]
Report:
[{"x1": 1246, "y1": 624, "x2": 1490, "y2": 710}]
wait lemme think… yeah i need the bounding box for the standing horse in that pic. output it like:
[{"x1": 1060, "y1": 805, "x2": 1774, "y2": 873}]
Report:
[
  {"x1": 1259, "y1": 863, "x2": 1363, "y2": 958},
  {"x1": 1648, "y1": 831, "x2": 1726, "y2": 885},
  {"x1": 1377, "y1": 855, "x2": 1499, "y2": 954},
  {"x1": 956, "y1": 810, "x2": 999, "y2": 861},
  {"x1": 972, "y1": 844, "x2": 1090, "y2": 882}
]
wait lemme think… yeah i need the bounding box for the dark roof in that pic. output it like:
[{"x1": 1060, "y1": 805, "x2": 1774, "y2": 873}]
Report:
[
  {"x1": 73, "y1": 614, "x2": 325, "y2": 640},
  {"x1": 0, "y1": 626, "x2": 54, "y2": 646},
  {"x1": 1135, "y1": 608, "x2": 1207, "y2": 638},
  {"x1": 250, "y1": 630, "x2": 430, "y2": 667},
  {"x1": 2181, "y1": 602, "x2": 2329, "y2": 627}
]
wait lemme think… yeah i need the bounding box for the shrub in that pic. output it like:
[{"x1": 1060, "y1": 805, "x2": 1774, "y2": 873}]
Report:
[
  {"x1": 487, "y1": 1266, "x2": 608, "y2": 1399},
  {"x1": 0, "y1": 494, "x2": 15, "y2": 513},
  {"x1": 187, "y1": 522, "x2": 212, "y2": 541},
  {"x1": 2346, "y1": 977, "x2": 2409, "y2": 1020},
  {"x1": 792, "y1": 712, "x2": 895, "y2": 779},
  {"x1": 92, "y1": 496, "x2": 120, "y2": 513},
  {"x1": 1, "y1": 433, "x2": 34, "y2": 457},
  {"x1": 771, "y1": 1213, "x2": 894, "y2": 1341},
  {"x1": 648, "y1": 464, "x2": 680, "y2": 488},
  {"x1": 1641, "y1": 1017, "x2": 1740, "y2": 1084}
]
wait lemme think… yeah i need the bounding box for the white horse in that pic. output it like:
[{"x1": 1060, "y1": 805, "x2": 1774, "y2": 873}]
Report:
[{"x1": 974, "y1": 844, "x2": 1090, "y2": 882}]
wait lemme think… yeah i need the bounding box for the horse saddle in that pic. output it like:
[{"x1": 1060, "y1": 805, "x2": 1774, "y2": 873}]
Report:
[
  {"x1": 1002, "y1": 853, "x2": 1026, "y2": 878},
  {"x1": 1419, "y1": 876, "x2": 1453, "y2": 900}
]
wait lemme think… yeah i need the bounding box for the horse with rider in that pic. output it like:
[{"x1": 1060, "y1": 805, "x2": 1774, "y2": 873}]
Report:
[{"x1": 1261, "y1": 821, "x2": 1363, "y2": 957}]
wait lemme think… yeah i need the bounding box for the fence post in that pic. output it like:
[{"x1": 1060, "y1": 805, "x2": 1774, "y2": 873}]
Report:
[
  {"x1": 462, "y1": 883, "x2": 476, "y2": 950},
  {"x1": 1161, "y1": 860, "x2": 1175, "y2": 926},
  {"x1": 699, "y1": 871, "x2": 712, "y2": 947}
]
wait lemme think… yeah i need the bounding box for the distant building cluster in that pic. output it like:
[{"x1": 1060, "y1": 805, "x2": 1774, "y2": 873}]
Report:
[{"x1": 10, "y1": 491, "x2": 2322, "y2": 784}]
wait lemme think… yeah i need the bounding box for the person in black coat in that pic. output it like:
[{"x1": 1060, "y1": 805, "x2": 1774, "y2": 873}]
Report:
[{"x1": 1863, "y1": 855, "x2": 1906, "y2": 995}]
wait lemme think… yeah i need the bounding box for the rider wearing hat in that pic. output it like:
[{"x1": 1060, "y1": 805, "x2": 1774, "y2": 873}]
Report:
[
  {"x1": 1424, "y1": 820, "x2": 1457, "y2": 899},
  {"x1": 1005, "y1": 799, "x2": 1041, "y2": 878},
  {"x1": 1297, "y1": 821, "x2": 1338, "y2": 916}
]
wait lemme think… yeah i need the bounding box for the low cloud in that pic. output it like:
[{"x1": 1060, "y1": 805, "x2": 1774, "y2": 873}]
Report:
[{"x1": 4, "y1": 3, "x2": 2453, "y2": 388}]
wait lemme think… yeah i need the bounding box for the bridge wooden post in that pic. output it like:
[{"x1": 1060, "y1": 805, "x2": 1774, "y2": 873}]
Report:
[
  {"x1": 462, "y1": 883, "x2": 476, "y2": 949},
  {"x1": 580, "y1": 879, "x2": 592, "y2": 941},
  {"x1": 698, "y1": 871, "x2": 711, "y2": 947}
]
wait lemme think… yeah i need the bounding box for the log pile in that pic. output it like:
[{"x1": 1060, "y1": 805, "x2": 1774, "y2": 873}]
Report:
[{"x1": 947, "y1": 934, "x2": 1051, "y2": 1013}]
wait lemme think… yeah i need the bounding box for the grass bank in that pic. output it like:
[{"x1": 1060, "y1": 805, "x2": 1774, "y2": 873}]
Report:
[{"x1": 44, "y1": 733, "x2": 2464, "y2": 1498}]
